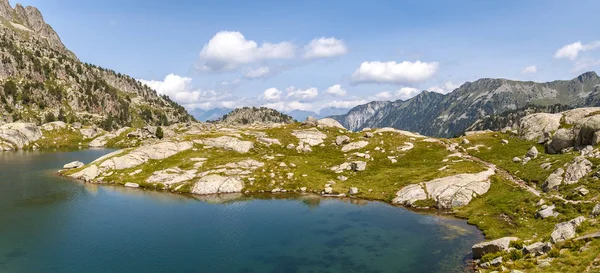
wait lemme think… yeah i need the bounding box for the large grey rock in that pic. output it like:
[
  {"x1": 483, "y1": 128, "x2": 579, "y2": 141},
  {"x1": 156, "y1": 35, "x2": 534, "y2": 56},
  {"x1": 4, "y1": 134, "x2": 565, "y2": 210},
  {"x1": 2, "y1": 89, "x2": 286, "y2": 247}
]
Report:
[
  {"x1": 124, "y1": 182, "x2": 140, "y2": 188},
  {"x1": 341, "y1": 140, "x2": 369, "y2": 152},
  {"x1": 392, "y1": 184, "x2": 428, "y2": 206},
  {"x1": 526, "y1": 146, "x2": 539, "y2": 159},
  {"x1": 335, "y1": 135, "x2": 350, "y2": 146},
  {"x1": 302, "y1": 116, "x2": 318, "y2": 127},
  {"x1": 348, "y1": 187, "x2": 359, "y2": 195},
  {"x1": 393, "y1": 168, "x2": 494, "y2": 209},
  {"x1": 99, "y1": 141, "x2": 193, "y2": 170},
  {"x1": 80, "y1": 128, "x2": 100, "y2": 139},
  {"x1": 257, "y1": 137, "x2": 282, "y2": 146},
  {"x1": 63, "y1": 161, "x2": 84, "y2": 169},
  {"x1": 592, "y1": 203, "x2": 600, "y2": 217},
  {"x1": 88, "y1": 127, "x2": 130, "y2": 148},
  {"x1": 519, "y1": 113, "x2": 561, "y2": 141},
  {"x1": 550, "y1": 216, "x2": 586, "y2": 243},
  {"x1": 191, "y1": 175, "x2": 244, "y2": 195},
  {"x1": 194, "y1": 136, "x2": 253, "y2": 153},
  {"x1": 291, "y1": 128, "x2": 327, "y2": 146},
  {"x1": 536, "y1": 205, "x2": 559, "y2": 219},
  {"x1": 317, "y1": 118, "x2": 346, "y2": 130},
  {"x1": 542, "y1": 168, "x2": 564, "y2": 192},
  {"x1": 472, "y1": 237, "x2": 519, "y2": 259},
  {"x1": 563, "y1": 156, "x2": 593, "y2": 184},
  {"x1": 546, "y1": 128, "x2": 575, "y2": 154},
  {"x1": 41, "y1": 121, "x2": 67, "y2": 131},
  {"x1": 0, "y1": 122, "x2": 42, "y2": 149},
  {"x1": 146, "y1": 167, "x2": 197, "y2": 185},
  {"x1": 70, "y1": 165, "x2": 99, "y2": 182},
  {"x1": 523, "y1": 242, "x2": 552, "y2": 256},
  {"x1": 350, "y1": 161, "x2": 367, "y2": 171}
]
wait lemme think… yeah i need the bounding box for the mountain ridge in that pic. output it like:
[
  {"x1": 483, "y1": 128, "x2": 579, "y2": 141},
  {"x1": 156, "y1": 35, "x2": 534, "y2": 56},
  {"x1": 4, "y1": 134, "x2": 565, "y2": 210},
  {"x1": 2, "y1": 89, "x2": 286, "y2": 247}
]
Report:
[
  {"x1": 331, "y1": 71, "x2": 600, "y2": 137},
  {"x1": 0, "y1": 0, "x2": 192, "y2": 129}
]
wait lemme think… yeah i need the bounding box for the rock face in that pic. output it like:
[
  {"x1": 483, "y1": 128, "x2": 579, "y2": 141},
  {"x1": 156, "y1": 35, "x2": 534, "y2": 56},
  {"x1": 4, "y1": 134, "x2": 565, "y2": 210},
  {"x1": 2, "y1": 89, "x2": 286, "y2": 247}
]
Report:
[
  {"x1": 191, "y1": 175, "x2": 244, "y2": 195},
  {"x1": 546, "y1": 128, "x2": 575, "y2": 154},
  {"x1": 330, "y1": 73, "x2": 600, "y2": 137},
  {"x1": 472, "y1": 237, "x2": 519, "y2": 259},
  {"x1": 335, "y1": 135, "x2": 350, "y2": 146},
  {"x1": 216, "y1": 107, "x2": 295, "y2": 125},
  {"x1": 551, "y1": 216, "x2": 586, "y2": 243},
  {"x1": 88, "y1": 127, "x2": 130, "y2": 148},
  {"x1": 393, "y1": 168, "x2": 494, "y2": 209},
  {"x1": 0, "y1": 122, "x2": 42, "y2": 150},
  {"x1": 99, "y1": 141, "x2": 193, "y2": 171},
  {"x1": 41, "y1": 121, "x2": 67, "y2": 131},
  {"x1": 519, "y1": 113, "x2": 562, "y2": 141},
  {"x1": 195, "y1": 136, "x2": 253, "y2": 153}
]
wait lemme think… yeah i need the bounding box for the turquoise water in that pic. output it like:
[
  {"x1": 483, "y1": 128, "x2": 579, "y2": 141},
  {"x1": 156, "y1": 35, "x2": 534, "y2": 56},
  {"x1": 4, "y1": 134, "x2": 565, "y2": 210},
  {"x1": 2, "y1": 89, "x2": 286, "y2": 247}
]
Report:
[{"x1": 0, "y1": 149, "x2": 483, "y2": 273}]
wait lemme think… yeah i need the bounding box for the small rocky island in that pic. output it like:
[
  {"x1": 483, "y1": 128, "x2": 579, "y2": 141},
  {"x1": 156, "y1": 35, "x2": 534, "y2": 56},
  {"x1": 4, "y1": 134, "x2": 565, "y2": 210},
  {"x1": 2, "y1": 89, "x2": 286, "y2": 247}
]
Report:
[{"x1": 2, "y1": 106, "x2": 600, "y2": 272}]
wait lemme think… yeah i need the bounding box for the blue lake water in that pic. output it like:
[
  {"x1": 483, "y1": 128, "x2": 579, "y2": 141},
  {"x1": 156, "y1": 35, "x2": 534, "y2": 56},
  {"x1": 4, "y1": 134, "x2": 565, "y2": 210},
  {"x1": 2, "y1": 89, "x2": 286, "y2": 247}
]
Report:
[{"x1": 0, "y1": 149, "x2": 483, "y2": 272}]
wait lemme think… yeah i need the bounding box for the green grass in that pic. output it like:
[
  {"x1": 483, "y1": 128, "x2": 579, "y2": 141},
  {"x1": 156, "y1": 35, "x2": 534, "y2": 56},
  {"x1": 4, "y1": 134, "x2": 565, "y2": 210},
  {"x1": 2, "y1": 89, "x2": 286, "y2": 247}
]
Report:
[
  {"x1": 33, "y1": 127, "x2": 88, "y2": 149},
  {"x1": 463, "y1": 132, "x2": 576, "y2": 186}
]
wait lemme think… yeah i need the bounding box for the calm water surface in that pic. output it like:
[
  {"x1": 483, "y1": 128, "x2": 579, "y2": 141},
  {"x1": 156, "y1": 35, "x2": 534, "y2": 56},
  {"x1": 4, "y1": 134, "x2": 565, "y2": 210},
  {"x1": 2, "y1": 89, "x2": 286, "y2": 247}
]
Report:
[{"x1": 0, "y1": 149, "x2": 483, "y2": 273}]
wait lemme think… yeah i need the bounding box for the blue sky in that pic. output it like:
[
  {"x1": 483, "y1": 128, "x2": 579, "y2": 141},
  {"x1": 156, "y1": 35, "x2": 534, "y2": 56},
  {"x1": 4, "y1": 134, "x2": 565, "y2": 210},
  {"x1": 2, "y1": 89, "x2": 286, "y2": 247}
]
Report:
[{"x1": 16, "y1": 0, "x2": 600, "y2": 112}]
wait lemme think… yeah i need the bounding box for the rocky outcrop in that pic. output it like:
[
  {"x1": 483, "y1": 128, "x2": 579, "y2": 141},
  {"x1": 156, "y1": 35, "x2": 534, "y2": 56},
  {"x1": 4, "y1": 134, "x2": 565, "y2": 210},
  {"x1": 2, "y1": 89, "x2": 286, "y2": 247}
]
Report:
[
  {"x1": 194, "y1": 136, "x2": 253, "y2": 153},
  {"x1": 216, "y1": 107, "x2": 295, "y2": 125},
  {"x1": 88, "y1": 127, "x2": 130, "y2": 148},
  {"x1": 191, "y1": 175, "x2": 244, "y2": 195},
  {"x1": 63, "y1": 161, "x2": 84, "y2": 169},
  {"x1": 0, "y1": 122, "x2": 42, "y2": 150},
  {"x1": 518, "y1": 113, "x2": 561, "y2": 142},
  {"x1": 41, "y1": 121, "x2": 67, "y2": 131},
  {"x1": 317, "y1": 118, "x2": 346, "y2": 130},
  {"x1": 146, "y1": 168, "x2": 197, "y2": 185},
  {"x1": 550, "y1": 216, "x2": 586, "y2": 243},
  {"x1": 393, "y1": 167, "x2": 494, "y2": 209},
  {"x1": 542, "y1": 156, "x2": 592, "y2": 191},
  {"x1": 70, "y1": 165, "x2": 100, "y2": 182},
  {"x1": 472, "y1": 237, "x2": 519, "y2": 259},
  {"x1": 341, "y1": 140, "x2": 369, "y2": 152},
  {"x1": 523, "y1": 242, "x2": 552, "y2": 256},
  {"x1": 292, "y1": 129, "x2": 327, "y2": 146},
  {"x1": 99, "y1": 141, "x2": 193, "y2": 171}
]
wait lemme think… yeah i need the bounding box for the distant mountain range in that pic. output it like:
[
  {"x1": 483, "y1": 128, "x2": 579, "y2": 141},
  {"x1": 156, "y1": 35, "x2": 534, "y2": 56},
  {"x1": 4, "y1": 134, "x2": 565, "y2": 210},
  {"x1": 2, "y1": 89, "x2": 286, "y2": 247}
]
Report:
[
  {"x1": 192, "y1": 106, "x2": 350, "y2": 122},
  {"x1": 331, "y1": 72, "x2": 600, "y2": 137}
]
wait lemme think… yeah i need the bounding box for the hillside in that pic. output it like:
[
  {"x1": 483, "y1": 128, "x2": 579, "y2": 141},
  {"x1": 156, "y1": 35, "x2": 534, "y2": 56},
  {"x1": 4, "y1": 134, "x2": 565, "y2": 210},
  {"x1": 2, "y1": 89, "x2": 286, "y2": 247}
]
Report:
[
  {"x1": 332, "y1": 72, "x2": 600, "y2": 137},
  {"x1": 215, "y1": 107, "x2": 295, "y2": 125},
  {"x1": 0, "y1": 0, "x2": 192, "y2": 130}
]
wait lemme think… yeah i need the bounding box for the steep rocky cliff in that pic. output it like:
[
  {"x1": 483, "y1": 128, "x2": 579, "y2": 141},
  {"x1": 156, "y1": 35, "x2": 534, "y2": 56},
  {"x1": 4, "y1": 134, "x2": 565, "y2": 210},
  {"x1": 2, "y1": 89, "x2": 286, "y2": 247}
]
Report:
[
  {"x1": 0, "y1": 0, "x2": 192, "y2": 129},
  {"x1": 332, "y1": 72, "x2": 600, "y2": 137}
]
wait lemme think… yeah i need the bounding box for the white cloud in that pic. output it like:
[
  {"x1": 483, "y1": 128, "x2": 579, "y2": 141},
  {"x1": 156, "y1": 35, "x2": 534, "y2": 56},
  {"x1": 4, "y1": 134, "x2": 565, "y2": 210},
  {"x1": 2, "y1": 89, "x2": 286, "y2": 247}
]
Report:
[
  {"x1": 139, "y1": 74, "x2": 232, "y2": 110},
  {"x1": 244, "y1": 66, "x2": 271, "y2": 79},
  {"x1": 521, "y1": 65, "x2": 537, "y2": 74},
  {"x1": 427, "y1": 81, "x2": 461, "y2": 94},
  {"x1": 395, "y1": 87, "x2": 421, "y2": 100},
  {"x1": 286, "y1": 86, "x2": 319, "y2": 101},
  {"x1": 325, "y1": 84, "x2": 347, "y2": 96},
  {"x1": 324, "y1": 99, "x2": 368, "y2": 109},
  {"x1": 554, "y1": 41, "x2": 600, "y2": 60},
  {"x1": 303, "y1": 37, "x2": 348, "y2": 59},
  {"x1": 261, "y1": 87, "x2": 283, "y2": 101},
  {"x1": 198, "y1": 31, "x2": 295, "y2": 72},
  {"x1": 574, "y1": 57, "x2": 600, "y2": 72},
  {"x1": 351, "y1": 61, "x2": 439, "y2": 85},
  {"x1": 372, "y1": 87, "x2": 421, "y2": 101}
]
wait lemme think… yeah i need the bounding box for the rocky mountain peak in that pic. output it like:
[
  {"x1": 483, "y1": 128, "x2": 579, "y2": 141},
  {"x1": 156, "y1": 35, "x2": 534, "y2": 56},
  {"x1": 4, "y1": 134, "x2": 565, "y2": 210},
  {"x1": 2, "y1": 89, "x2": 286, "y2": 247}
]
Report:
[{"x1": 577, "y1": 71, "x2": 599, "y2": 82}]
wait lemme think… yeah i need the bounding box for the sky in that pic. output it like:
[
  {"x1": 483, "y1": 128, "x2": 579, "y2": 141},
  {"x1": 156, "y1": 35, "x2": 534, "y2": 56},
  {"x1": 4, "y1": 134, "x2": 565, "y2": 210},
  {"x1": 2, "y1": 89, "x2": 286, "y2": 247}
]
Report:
[{"x1": 16, "y1": 0, "x2": 600, "y2": 113}]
